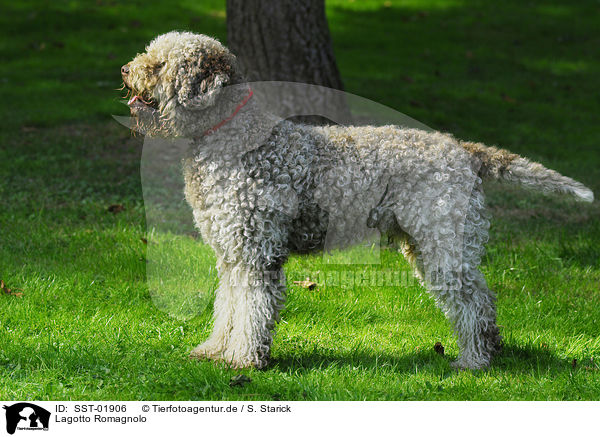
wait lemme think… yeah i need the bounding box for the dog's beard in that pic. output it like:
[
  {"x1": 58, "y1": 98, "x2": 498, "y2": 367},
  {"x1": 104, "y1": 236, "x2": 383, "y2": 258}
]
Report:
[
  {"x1": 128, "y1": 94, "x2": 157, "y2": 109},
  {"x1": 126, "y1": 93, "x2": 172, "y2": 136}
]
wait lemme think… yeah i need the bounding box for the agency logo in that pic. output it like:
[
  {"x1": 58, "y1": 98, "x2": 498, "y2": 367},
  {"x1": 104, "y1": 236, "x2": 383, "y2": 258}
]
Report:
[{"x1": 3, "y1": 403, "x2": 50, "y2": 435}]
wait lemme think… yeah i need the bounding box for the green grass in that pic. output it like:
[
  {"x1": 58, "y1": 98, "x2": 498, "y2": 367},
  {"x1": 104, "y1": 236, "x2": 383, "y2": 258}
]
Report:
[{"x1": 1, "y1": 0, "x2": 599, "y2": 400}]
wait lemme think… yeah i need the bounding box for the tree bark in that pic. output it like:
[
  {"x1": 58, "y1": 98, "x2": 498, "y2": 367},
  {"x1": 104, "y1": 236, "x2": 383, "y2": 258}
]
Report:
[
  {"x1": 227, "y1": 0, "x2": 344, "y2": 88},
  {"x1": 226, "y1": 0, "x2": 349, "y2": 124}
]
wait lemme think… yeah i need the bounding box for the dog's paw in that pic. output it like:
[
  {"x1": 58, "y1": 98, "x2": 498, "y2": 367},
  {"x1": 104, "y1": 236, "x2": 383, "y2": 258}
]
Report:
[
  {"x1": 189, "y1": 341, "x2": 226, "y2": 361},
  {"x1": 189, "y1": 343, "x2": 268, "y2": 369},
  {"x1": 219, "y1": 349, "x2": 269, "y2": 369},
  {"x1": 451, "y1": 356, "x2": 490, "y2": 370}
]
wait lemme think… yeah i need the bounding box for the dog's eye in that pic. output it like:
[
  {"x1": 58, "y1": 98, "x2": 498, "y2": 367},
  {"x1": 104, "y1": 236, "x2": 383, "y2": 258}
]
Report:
[{"x1": 154, "y1": 62, "x2": 165, "y2": 72}]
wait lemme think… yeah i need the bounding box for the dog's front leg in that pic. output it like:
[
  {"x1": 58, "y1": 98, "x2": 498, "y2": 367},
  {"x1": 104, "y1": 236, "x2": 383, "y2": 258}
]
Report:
[
  {"x1": 191, "y1": 263, "x2": 286, "y2": 369},
  {"x1": 224, "y1": 266, "x2": 286, "y2": 368},
  {"x1": 190, "y1": 258, "x2": 236, "y2": 361}
]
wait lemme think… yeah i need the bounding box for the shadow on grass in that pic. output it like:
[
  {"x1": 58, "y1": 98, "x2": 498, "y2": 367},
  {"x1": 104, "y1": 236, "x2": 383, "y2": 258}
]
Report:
[
  {"x1": 272, "y1": 348, "x2": 443, "y2": 374},
  {"x1": 270, "y1": 342, "x2": 571, "y2": 376},
  {"x1": 557, "y1": 238, "x2": 600, "y2": 269},
  {"x1": 493, "y1": 343, "x2": 574, "y2": 374},
  {"x1": 328, "y1": 1, "x2": 600, "y2": 168},
  {"x1": 0, "y1": 335, "x2": 579, "y2": 401}
]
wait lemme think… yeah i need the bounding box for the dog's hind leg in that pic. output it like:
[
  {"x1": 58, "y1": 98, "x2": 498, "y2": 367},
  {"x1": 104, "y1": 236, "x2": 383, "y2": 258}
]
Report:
[
  {"x1": 386, "y1": 186, "x2": 501, "y2": 369},
  {"x1": 452, "y1": 187, "x2": 502, "y2": 369},
  {"x1": 445, "y1": 266, "x2": 502, "y2": 370},
  {"x1": 392, "y1": 227, "x2": 499, "y2": 368},
  {"x1": 427, "y1": 187, "x2": 502, "y2": 369}
]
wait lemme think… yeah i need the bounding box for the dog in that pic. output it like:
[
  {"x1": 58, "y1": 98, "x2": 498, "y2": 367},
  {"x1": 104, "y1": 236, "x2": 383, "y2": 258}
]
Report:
[{"x1": 121, "y1": 31, "x2": 593, "y2": 369}]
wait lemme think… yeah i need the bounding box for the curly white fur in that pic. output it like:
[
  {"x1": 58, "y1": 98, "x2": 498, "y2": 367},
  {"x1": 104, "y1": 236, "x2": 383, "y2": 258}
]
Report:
[{"x1": 122, "y1": 31, "x2": 593, "y2": 369}]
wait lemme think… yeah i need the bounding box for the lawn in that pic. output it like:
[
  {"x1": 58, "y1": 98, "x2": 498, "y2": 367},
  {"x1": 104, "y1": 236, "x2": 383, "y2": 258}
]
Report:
[{"x1": 0, "y1": 0, "x2": 598, "y2": 400}]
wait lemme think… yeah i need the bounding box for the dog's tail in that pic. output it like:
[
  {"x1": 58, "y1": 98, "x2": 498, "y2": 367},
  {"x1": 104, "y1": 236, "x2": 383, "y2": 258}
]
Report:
[{"x1": 461, "y1": 141, "x2": 594, "y2": 202}]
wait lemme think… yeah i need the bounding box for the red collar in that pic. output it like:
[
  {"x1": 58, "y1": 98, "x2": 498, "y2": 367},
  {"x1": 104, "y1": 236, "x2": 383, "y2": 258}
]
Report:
[{"x1": 203, "y1": 87, "x2": 254, "y2": 136}]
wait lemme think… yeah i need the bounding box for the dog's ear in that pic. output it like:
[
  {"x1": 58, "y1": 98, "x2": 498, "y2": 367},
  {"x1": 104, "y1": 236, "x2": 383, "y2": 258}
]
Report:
[{"x1": 176, "y1": 51, "x2": 233, "y2": 110}]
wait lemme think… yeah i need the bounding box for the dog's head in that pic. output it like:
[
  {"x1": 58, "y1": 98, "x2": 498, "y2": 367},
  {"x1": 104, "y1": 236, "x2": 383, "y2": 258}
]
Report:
[{"x1": 121, "y1": 31, "x2": 241, "y2": 136}]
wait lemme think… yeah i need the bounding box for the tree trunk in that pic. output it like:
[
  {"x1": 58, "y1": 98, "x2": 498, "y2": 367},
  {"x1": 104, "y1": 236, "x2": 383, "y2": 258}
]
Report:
[
  {"x1": 227, "y1": 0, "x2": 343, "y2": 88},
  {"x1": 226, "y1": 0, "x2": 349, "y2": 124}
]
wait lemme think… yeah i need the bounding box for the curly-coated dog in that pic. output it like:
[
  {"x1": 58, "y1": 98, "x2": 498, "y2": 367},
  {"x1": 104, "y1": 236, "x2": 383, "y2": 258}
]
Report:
[{"x1": 121, "y1": 31, "x2": 593, "y2": 370}]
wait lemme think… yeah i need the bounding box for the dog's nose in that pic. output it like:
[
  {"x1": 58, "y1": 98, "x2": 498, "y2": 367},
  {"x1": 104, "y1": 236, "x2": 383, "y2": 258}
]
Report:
[{"x1": 121, "y1": 64, "x2": 130, "y2": 75}]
